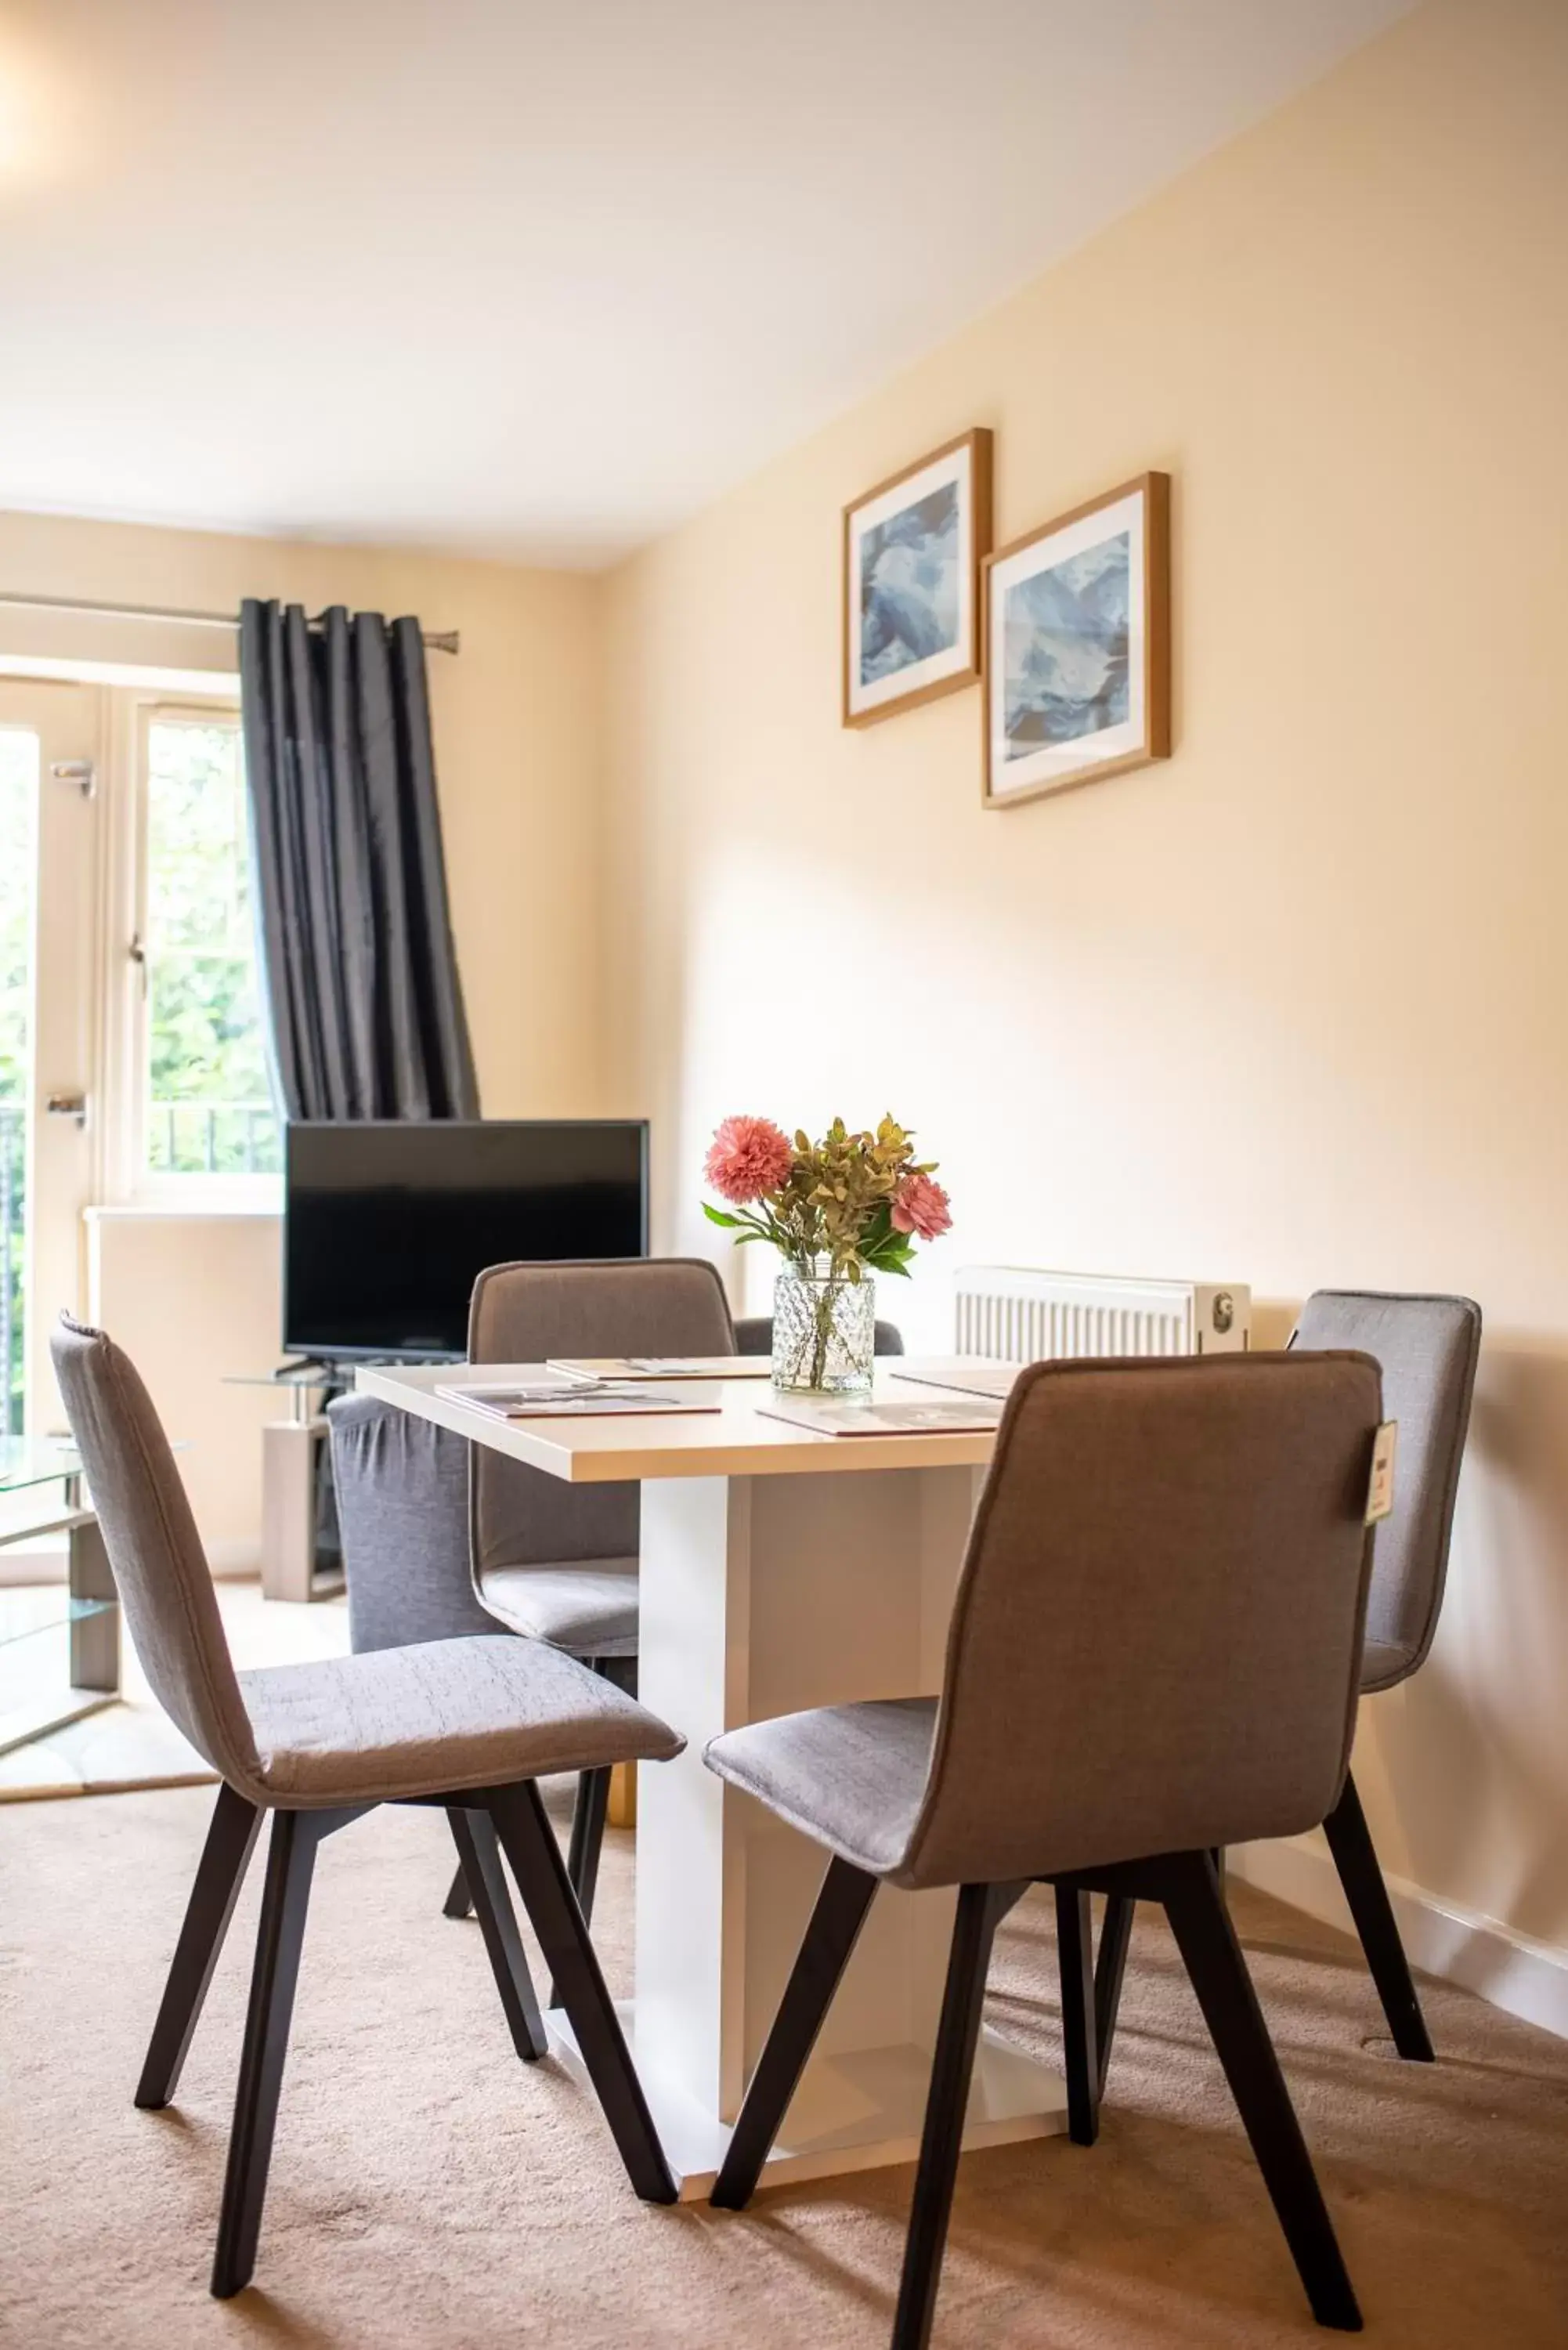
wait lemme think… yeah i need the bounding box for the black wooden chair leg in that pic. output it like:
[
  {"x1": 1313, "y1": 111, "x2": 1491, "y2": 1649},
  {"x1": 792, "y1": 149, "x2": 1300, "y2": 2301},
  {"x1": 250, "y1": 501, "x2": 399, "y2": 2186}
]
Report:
[
  {"x1": 447, "y1": 1806, "x2": 547, "y2": 2060},
  {"x1": 711, "y1": 1856, "x2": 879, "y2": 2209},
  {"x1": 1162, "y1": 1851, "x2": 1362, "y2": 2332},
  {"x1": 1055, "y1": 1883, "x2": 1099, "y2": 2145},
  {"x1": 547, "y1": 1765, "x2": 612, "y2": 2007},
  {"x1": 544, "y1": 1656, "x2": 635, "y2": 2003},
  {"x1": 136, "y1": 1782, "x2": 262, "y2": 2110},
  {"x1": 487, "y1": 1780, "x2": 677, "y2": 2204},
  {"x1": 1323, "y1": 1771, "x2": 1434, "y2": 2062},
  {"x1": 571, "y1": 1661, "x2": 636, "y2": 1929},
  {"x1": 566, "y1": 1766, "x2": 612, "y2": 1918},
  {"x1": 211, "y1": 1806, "x2": 353, "y2": 2300},
  {"x1": 1093, "y1": 1893, "x2": 1136, "y2": 2097},
  {"x1": 443, "y1": 1862, "x2": 474, "y2": 1921},
  {"x1": 891, "y1": 1881, "x2": 1024, "y2": 2350}
]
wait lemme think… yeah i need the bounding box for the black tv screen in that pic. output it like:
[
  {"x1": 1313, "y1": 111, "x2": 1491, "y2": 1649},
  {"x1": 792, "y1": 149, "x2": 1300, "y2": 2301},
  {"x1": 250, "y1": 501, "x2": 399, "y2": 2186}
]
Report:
[{"x1": 284, "y1": 1119, "x2": 649, "y2": 1359}]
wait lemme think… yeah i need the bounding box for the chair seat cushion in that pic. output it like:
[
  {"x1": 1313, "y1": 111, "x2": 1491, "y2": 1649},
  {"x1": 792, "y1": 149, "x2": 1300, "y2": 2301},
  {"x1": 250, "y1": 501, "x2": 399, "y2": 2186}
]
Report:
[
  {"x1": 706, "y1": 1698, "x2": 938, "y2": 1878},
  {"x1": 1360, "y1": 1636, "x2": 1416, "y2": 1693},
  {"x1": 479, "y1": 1559, "x2": 639, "y2": 1658},
  {"x1": 237, "y1": 1635, "x2": 679, "y2": 1807}
]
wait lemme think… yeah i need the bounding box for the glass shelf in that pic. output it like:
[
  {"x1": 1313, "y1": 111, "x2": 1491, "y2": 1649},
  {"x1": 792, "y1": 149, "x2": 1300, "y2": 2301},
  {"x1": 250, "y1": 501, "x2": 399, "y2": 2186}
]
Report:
[
  {"x1": 0, "y1": 1587, "x2": 114, "y2": 1654},
  {"x1": 0, "y1": 1440, "x2": 125, "y2": 1762},
  {"x1": 0, "y1": 1588, "x2": 120, "y2": 1759},
  {"x1": 0, "y1": 1437, "x2": 85, "y2": 1495}
]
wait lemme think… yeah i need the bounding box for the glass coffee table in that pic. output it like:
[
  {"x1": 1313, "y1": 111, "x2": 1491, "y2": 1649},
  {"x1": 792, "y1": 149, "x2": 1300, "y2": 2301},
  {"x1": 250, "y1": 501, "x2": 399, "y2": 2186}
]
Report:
[{"x1": 0, "y1": 1437, "x2": 120, "y2": 1760}]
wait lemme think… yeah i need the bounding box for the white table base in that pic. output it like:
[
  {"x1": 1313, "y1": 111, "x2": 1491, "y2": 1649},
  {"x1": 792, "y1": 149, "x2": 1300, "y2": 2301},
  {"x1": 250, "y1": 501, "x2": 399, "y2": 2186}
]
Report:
[
  {"x1": 550, "y1": 2005, "x2": 1068, "y2": 2201},
  {"x1": 623, "y1": 1462, "x2": 1070, "y2": 2196}
]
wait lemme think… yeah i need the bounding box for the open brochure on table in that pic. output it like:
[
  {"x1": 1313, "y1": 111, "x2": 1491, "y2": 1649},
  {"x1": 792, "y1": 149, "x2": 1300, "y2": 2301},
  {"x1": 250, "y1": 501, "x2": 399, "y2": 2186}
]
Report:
[
  {"x1": 547, "y1": 1356, "x2": 772, "y2": 1381},
  {"x1": 755, "y1": 1394, "x2": 1003, "y2": 1437},
  {"x1": 435, "y1": 1380, "x2": 720, "y2": 1420},
  {"x1": 891, "y1": 1361, "x2": 1019, "y2": 1401}
]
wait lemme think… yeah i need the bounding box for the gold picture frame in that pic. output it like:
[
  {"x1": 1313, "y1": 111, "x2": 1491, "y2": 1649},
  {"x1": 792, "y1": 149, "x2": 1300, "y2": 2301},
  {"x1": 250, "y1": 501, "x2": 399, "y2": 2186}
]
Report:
[
  {"x1": 843, "y1": 428, "x2": 992, "y2": 728},
  {"x1": 981, "y1": 470, "x2": 1171, "y2": 809}
]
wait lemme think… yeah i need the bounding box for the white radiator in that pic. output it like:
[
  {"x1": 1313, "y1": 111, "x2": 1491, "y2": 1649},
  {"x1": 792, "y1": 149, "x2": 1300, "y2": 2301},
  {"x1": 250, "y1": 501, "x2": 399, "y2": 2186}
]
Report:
[{"x1": 955, "y1": 1267, "x2": 1251, "y2": 1363}]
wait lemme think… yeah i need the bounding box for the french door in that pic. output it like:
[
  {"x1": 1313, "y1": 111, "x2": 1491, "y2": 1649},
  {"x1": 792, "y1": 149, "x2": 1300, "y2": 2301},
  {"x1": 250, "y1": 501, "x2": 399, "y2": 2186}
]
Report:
[{"x1": 0, "y1": 681, "x2": 102, "y2": 1434}]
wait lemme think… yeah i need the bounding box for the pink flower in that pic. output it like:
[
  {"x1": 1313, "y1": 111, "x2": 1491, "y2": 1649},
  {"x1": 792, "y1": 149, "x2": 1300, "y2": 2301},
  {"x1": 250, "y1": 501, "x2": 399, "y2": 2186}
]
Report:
[
  {"x1": 891, "y1": 1170, "x2": 952, "y2": 1242},
  {"x1": 705, "y1": 1114, "x2": 793, "y2": 1205}
]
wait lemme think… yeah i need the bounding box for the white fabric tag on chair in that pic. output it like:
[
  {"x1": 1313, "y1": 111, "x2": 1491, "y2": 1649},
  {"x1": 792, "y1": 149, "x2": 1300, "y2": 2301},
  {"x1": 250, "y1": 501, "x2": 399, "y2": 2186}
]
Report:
[{"x1": 1365, "y1": 1421, "x2": 1398, "y2": 1525}]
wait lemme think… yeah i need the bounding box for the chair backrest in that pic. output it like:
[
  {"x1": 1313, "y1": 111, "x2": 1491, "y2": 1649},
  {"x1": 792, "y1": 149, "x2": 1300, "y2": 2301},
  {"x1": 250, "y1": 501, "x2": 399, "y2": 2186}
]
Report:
[
  {"x1": 733, "y1": 1315, "x2": 905, "y2": 1358},
  {"x1": 1291, "y1": 1289, "x2": 1481, "y2": 1684},
  {"x1": 50, "y1": 1315, "x2": 262, "y2": 1792},
  {"x1": 898, "y1": 1351, "x2": 1383, "y2": 1889},
  {"x1": 327, "y1": 1393, "x2": 497, "y2": 1651},
  {"x1": 468, "y1": 1258, "x2": 735, "y2": 1578}
]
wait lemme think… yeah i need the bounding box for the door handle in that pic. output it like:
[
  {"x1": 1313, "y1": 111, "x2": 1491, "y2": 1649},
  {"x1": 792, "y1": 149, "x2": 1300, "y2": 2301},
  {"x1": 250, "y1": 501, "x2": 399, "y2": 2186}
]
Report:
[{"x1": 46, "y1": 1092, "x2": 89, "y2": 1128}]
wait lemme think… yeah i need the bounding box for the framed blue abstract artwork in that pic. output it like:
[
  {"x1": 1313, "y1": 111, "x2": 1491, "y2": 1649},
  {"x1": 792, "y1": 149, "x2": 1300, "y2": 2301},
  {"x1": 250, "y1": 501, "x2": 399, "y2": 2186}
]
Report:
[
  {"x1": 982, "y1": 472, "x2": 1170, "y2": 809},
  {"x1": 843, "y1": 428, "x2": 992, "y2": 727}
]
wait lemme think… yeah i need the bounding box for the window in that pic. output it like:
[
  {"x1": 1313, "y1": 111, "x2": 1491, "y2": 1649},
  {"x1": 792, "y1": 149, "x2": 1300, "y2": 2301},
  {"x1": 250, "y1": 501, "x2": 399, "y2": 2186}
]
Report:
[
  {"x1": 0, "y1": 725, "x2": 35, "y2": 1430},
  {"x1": 131, "y1": 708, "x2": 278, "y2": 1190},
  {"x1": 0, "y1": 682, "x2": 279, "y2": 1231}
]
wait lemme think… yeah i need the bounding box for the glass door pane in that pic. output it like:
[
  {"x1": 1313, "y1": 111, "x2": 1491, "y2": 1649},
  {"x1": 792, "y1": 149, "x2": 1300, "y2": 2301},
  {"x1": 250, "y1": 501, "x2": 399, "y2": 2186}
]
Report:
[
  {"x1": 143, "y1": 714, "x2": 277, "y2": 1177},
  {"x1": 0, "y1": 682, "x2": 100, "y2": 1436},
  {"x1": 0, "y1": 725, "x2": 38, "y2": 1437}
]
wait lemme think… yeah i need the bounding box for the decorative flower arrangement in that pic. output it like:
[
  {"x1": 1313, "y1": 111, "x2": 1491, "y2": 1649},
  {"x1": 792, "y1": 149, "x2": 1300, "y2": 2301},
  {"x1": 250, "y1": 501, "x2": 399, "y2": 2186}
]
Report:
[
  {"x1": 702, "y1": 1114, "x2": 952, "y2": 1393},
  {"x1": 703, "y1": 1112, "x2": 952, "y2": 1278}
]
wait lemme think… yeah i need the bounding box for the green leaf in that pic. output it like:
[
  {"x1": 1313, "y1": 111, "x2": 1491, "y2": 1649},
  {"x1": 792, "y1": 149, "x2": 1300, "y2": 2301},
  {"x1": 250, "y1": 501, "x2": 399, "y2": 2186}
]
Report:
[
  {"x1": 702, "y1": 1202, "x2": 745, "y2": 1228},
  {"x1": 862, "y1": 1230, "x2": 916, "y2": 1277}
]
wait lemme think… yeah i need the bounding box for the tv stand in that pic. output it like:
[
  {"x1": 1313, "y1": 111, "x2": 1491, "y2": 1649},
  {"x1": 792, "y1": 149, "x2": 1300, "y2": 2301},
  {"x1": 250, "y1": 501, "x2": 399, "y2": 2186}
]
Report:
[{"x1": 226, "y1": 1359, "x2": 457, "y2": 1603}]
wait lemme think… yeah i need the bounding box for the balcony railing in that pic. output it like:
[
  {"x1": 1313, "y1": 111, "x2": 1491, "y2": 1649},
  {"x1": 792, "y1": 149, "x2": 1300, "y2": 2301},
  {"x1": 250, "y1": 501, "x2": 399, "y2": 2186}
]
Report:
[
  {"x1": 0, "y1": 1096, "x2": 279, "y2": 1434},
  {"x1": 2, "y1": 1102, "x2": 21, "y2": 1437},
  {"x1": 149, "y1": 1099, "x2": 280, "y2": 1177}
]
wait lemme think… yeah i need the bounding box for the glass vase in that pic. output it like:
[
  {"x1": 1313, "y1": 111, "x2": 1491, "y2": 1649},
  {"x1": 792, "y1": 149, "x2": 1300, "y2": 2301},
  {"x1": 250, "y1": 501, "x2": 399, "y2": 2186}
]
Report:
[{"x1": 771, "y1": 1265, "x2": 876, "y2": 1396}]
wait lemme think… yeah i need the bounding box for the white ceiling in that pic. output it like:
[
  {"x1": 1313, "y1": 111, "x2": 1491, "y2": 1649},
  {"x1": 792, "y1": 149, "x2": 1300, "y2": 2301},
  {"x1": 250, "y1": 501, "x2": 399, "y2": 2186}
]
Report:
[{"x1": 0, "y1": 0, "x2": 1409, "y2": 567}]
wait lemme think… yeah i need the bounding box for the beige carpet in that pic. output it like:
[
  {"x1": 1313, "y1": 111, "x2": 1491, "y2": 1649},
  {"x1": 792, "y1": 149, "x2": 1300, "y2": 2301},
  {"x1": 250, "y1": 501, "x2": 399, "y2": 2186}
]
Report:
[{"x1": 2, "y1": 1789, "x2": 1565, "y2": 2350}]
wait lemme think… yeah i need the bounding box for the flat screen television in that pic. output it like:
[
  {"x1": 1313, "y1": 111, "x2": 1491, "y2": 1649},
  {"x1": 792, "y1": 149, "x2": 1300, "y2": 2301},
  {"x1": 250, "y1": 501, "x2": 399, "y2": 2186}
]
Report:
[{"x1": 283, "y1": 1119, "x2": 649, "y2": 1361}]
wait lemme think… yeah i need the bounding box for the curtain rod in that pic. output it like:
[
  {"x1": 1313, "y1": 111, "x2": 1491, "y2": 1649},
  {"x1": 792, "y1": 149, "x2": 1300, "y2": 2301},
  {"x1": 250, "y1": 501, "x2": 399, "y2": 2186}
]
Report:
[{"x1": 0, "y1": 588, "x2": 460, "y2": 655}]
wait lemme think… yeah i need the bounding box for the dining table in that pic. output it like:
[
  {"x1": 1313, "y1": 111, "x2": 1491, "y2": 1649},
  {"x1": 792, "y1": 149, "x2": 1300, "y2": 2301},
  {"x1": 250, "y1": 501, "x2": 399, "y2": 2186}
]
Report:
[{"x1": 356, "y1": 1354, "x2": 1068, "y2": 2198}]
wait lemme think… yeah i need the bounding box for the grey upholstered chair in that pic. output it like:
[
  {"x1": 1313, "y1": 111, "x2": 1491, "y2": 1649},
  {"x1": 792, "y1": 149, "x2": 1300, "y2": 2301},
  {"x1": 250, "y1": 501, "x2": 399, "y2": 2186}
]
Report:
[
  {"x1": 463, "y1": 1256, "x2": 735, "y2": 1928},
  {"x1": 329, "y1": 1393, "x2": 499, "y2": 1651},
  {"x1": 734, "y1": 1314, "x2": 905, "y2": 1358},
  {"x1": 706, "y1": 1352, "x2": 1385, "y2": 2345},
  {"x1": 329, "y1": 1398, "x2": 534, "y2": 1936},
  {"x1": 1086, "y1": 1289, "x2": 1481, "y2": 2100},
  {"x1": 52, "y1": 1315, "x2": 683, "y2": 2300},
  {"x1": 327, "y1": 1260, "x2": 735, "y2": 1932}
]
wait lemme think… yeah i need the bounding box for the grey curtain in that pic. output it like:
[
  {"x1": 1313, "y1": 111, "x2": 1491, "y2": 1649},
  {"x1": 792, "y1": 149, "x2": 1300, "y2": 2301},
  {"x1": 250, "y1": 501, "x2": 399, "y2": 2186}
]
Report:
[{"x1": 238, "y1": 600, "x2": 479, "y2": 1121}]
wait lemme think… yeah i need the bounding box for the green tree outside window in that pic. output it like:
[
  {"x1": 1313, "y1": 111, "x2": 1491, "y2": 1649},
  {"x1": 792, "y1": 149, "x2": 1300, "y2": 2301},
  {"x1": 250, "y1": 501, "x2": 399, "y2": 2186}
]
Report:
[{"x1": 145, "y1": 721, "x2": 278, "y2": 1177}]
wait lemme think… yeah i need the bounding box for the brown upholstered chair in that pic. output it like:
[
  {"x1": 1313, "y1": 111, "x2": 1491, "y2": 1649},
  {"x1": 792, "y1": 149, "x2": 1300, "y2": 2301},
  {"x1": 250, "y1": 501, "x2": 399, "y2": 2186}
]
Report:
[
  {"x1": 1086, "y1": 1289, "x2": 1481, "y2": 2106},
  {"x1": 705, "y1": 1352, "x2": 1384, "y2": 2345},
  {"x1": 52, "y1": 1314, "x2": 683, "y2": 2301},
  {"x1": 457, "y1": 1256, "x2": 734, "y2": 1934}
]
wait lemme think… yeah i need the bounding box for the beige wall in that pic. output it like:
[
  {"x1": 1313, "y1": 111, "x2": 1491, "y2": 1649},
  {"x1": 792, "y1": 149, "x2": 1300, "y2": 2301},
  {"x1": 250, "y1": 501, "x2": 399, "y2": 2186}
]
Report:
[
  {"x1": 2, "y1": 508, "x2": 609, "y2": 1560},
  {"x1": 85, "y1": 1212, "x2": 282, "y2": 1571},
  {"x1": 602, "y1": 0, "x2": 1568, "y2": 1966}
]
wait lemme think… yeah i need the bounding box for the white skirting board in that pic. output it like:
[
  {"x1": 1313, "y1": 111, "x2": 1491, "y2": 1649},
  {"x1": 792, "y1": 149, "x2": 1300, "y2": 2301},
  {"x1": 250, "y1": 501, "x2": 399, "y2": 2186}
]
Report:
[{"x1": 1229, "y1": 1833, "x2": 1568, "y2": 2043}]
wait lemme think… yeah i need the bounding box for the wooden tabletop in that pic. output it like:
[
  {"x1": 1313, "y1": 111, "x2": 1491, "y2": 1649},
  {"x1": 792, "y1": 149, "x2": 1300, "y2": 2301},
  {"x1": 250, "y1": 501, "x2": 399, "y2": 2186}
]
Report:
[{"x1": 355, "y1": 1358, "x2": 1015, "y2": 1485}]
